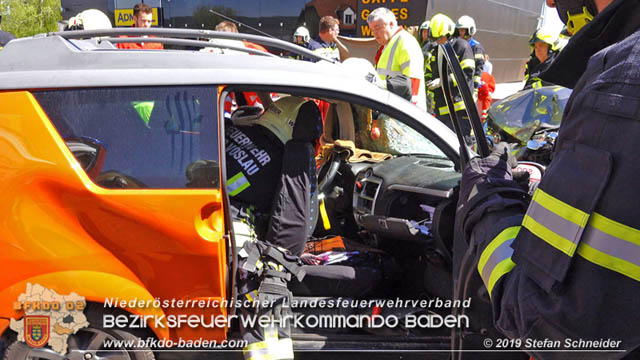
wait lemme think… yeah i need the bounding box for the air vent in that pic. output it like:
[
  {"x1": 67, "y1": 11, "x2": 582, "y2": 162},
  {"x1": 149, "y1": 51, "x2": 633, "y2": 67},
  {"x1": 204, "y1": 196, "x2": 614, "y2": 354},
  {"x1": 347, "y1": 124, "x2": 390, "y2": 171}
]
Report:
[{"x1": 353, "y1": 170, "x2": 382, "y2": 222}]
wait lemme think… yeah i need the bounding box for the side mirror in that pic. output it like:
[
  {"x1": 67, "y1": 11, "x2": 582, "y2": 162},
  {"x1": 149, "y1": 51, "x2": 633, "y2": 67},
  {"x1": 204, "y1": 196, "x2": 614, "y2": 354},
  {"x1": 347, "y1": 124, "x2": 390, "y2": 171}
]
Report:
[{"x1": 65, "y1": 136, "x2": 106, "y2": 179}]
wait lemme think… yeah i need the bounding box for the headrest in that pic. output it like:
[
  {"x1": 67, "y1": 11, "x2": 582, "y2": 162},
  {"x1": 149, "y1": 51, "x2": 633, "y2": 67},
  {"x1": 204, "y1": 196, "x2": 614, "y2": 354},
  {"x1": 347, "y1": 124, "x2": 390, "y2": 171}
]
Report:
[{"x1": 291, "y1": 101, "x2": 323, "y2": 143}]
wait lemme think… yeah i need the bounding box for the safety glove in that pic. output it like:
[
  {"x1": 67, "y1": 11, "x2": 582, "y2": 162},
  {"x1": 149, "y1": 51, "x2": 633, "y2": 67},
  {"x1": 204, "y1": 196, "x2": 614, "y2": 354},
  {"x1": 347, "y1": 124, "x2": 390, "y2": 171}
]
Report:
[
  {"x1": 456, "y1": 142, "x2": 528, "y2": 240},
  {"x1": 459, "y1": 142, "x2": 517, "y2": 201},
  {"x1": 427, "y1": 78, "x2": 441, "y2": 90}
]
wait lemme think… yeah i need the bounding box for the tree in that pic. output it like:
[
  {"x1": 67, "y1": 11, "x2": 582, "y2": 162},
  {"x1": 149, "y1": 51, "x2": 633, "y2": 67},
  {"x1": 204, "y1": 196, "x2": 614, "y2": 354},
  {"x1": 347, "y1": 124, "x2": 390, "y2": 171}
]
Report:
[{"x1": 0, "y1": 0, "x2": 62, "y2": 38}]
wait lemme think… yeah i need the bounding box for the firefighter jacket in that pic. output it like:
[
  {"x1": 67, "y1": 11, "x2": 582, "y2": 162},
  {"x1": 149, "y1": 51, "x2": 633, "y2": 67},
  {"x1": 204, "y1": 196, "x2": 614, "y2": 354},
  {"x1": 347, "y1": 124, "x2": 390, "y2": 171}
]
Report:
[
  {"x1": 468, "y1": 37, "x2": 486, "y2": 89},
  {"x1": 523, "y1": 50, "x2": 559, "y2": 90},
  {"x1": 422, "y1": 40, "x2": 438, "y2": 115},
  {"x1": 375, "y1": 29, "x2": 427, "y2": 112},
  {"x1": 456, "y1": 1, "x2": 640, "y2": 357},
  {"x1": 226, "y1": 124, "x2": 284, "y2": 214},
  {"x1": 428, "y1": 37, "x2": 475, "y2": 117},
  {"x1": 226, "y1": 97, "x2": 310, "y2": 214}
]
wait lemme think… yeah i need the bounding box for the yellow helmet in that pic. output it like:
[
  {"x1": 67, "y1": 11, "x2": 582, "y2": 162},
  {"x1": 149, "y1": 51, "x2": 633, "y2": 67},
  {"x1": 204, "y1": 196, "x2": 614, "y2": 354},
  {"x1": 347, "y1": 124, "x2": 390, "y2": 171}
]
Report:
[
  {"x1": 429, "y1": 14, "x2": 455, "y2": 39},
  {"x1": 529, "y1": 26, "x2": 559, "y2": 49}
]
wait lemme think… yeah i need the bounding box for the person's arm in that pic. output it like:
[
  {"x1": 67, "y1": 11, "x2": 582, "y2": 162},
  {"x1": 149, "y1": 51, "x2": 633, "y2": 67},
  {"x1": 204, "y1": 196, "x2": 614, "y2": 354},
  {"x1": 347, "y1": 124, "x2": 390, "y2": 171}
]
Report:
[
  {"x1": 395, "y1": 36, "x2": 425, "y2": 107},
  {"x1": 473, "y1": 44, "x2": 486, "y2": 89},
  {"x1": 385, "y1": 75, "x2": 412, "y2": 100},
  {"x1": 256, "y1": 92, "x2": 273, "y2": 110},
  {"x1": 455, "y1": 143, "x2": 529, "y2": 304},
  {"x1": 454, "y1": 40, "x2": 476, "y2": 91}
]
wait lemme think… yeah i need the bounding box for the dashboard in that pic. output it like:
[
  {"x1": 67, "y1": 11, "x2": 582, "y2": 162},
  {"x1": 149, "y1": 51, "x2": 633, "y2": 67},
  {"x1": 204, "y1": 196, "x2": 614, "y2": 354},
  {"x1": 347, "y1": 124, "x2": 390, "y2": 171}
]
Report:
[{"x1": 352, "y1": 155, "x2": 460, "y2": 249}]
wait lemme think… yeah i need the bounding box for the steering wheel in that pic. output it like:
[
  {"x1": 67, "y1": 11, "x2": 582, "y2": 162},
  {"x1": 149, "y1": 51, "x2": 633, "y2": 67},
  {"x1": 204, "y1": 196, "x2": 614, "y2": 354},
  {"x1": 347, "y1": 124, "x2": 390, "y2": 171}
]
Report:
[
  {"x1": 317, "y1": 150, "x2": 342, "y2": 194},
  {"x1": 309, "y1": 149, "x2": 345, "y2": 236}
]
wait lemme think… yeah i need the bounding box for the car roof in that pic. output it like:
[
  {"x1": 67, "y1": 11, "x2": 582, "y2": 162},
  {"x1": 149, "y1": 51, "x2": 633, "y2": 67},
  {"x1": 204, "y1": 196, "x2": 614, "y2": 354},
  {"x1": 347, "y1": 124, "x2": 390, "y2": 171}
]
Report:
[
  {"x1": 0, "y1": 30, "x2": 461, "y2": 159},
  {"x1": 0, "y1": 34, "x2": 377, "y2": 97}
]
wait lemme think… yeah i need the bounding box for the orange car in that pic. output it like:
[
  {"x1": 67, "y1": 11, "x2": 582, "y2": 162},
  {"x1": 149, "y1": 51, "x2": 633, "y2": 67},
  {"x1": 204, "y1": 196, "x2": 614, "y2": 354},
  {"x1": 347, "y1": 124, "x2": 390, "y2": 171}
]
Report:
[{"x1": 0, "y1": 29, "x2": 501, "y2": 360}]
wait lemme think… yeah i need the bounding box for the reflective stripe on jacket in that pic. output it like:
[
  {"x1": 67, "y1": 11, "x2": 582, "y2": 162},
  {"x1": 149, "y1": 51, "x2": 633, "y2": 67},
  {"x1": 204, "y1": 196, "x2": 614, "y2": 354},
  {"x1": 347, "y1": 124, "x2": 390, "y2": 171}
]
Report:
[
  {"x1": 429, "y1": 37, "x2": 475, "y2": 116},
  {"x1": 306, "y1": 38, "x2": 340, "y2": 62},
  {"x1": 376, "y1": 29, "x2": 427, "y2": 111},
  {"x1": 474, "y1": 24, "x2": 640, "y2": 351}
]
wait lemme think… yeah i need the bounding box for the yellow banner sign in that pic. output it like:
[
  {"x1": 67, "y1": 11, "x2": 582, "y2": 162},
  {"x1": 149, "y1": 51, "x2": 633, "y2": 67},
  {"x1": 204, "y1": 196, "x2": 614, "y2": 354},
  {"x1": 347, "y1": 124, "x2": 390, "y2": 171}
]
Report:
[
  {"x1": 115, "y1": 8, "x2": 159, "y2": 27},
  {"x1": 356, "y1": 0, "x2": 426, "y2": 37}
]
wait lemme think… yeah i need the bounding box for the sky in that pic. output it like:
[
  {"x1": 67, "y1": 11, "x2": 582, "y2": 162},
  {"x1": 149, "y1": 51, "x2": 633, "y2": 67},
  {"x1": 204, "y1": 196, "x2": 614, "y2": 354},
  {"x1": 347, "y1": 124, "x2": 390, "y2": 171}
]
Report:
[{"x1": 542, "y1": 4, "x2": 564, "y2": 33}]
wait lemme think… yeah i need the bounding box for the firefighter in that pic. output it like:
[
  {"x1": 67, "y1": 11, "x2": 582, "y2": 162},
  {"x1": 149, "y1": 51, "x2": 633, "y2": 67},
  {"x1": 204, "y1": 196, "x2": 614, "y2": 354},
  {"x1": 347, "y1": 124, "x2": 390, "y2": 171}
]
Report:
[
  {"x1": 454, "y1": 0, "x2": 640, "y2": 358},
  {"x1": 226, "y1": 96, "x2": 319, "y2": 238},
  {"x1": 456, "y1": 15, "x2": 485, "y2": 92},
  {"x1": 227, "y1": 96, "x2": 322, "y2": 360},
  {"x1": 426, "y1": 13, "x2": 475, "y2": 139},
  {"x1": 293, "y1": 26, "x2": 310, "y2": 47},
  {"x1": 419, "y1": 20, "x2": 437, "y2": 115},
  {"x1": 368, "y1": 7, "x2": 427, "y2": 111},
  {"x1": 289, "y1": 26, "x2": 310, "y2": 60},
  {"x1": 523, "y1": 26, "x2": 560, "y2": 89}
]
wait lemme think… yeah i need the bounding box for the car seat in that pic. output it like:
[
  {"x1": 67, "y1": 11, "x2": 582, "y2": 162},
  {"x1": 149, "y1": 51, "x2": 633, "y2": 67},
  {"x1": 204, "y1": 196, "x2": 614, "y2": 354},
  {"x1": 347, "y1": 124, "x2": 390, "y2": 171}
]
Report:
[
  {"x1": 260, "y1": 100, "x2": 389, "y2": 298},
  {"x1": 263, "y1": 100, "x2": 323, "y2": 256}
]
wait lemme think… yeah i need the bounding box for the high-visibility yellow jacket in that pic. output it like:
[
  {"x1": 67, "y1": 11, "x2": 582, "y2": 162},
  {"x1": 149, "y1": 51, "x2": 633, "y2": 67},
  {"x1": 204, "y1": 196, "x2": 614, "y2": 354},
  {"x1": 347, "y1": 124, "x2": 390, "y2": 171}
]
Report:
[{"x1": 376, "y1": 29, "x2": 427, "y2": 112}]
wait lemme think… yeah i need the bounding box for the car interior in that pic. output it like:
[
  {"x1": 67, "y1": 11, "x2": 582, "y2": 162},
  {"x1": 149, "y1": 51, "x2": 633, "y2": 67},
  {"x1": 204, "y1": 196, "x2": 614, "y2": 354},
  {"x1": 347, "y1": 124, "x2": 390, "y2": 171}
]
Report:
[
  {"x1": 223, "y1": 87, "x2": 462, "y2": 343},
  {"x1": 43, "y1": 83, "x2": 465, "y2": 346}
]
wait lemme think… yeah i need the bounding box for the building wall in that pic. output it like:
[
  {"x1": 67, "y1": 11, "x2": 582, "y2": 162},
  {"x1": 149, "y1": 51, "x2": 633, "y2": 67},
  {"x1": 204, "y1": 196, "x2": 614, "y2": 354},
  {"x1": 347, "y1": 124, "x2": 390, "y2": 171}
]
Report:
[{"x1": 428, "y1": 0, "x2": 542, "y2": 83}]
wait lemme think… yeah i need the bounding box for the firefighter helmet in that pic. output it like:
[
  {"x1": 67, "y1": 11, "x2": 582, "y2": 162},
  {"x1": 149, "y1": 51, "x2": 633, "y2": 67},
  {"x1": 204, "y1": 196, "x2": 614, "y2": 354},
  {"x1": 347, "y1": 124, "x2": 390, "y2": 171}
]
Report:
[
  {"x1": 529, "y1": 26, "x2": 559, "y2": 50},
  {"x1": 293, "y1": 26, "x2": 310, "y2": 44},
  {"x1": 553, "y1": 0, "x2": 597, "y2": 34},
  {"x1": 456, "y1": 15, "x2": 476, "y2": 36},
  {"x1": 419, "y1": 20, "x2": 431, "y2": 40},
  {"x1": 66, "y1": 9, "x2": 112, "y2": 31},
  {"x1": 429, "y1": 14, "x2": 455, "y2": 39}
]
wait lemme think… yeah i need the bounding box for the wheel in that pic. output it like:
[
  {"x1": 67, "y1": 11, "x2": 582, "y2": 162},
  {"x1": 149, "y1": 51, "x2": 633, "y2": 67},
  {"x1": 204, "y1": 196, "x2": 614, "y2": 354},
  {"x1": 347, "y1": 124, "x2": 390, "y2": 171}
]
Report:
[
  {"x1": 3, "y1": 305, "x2": 154, "y2": 360},
  {"x1": 317, "y1": 151, "x2": 342, "y2": 194},
  {"x1": 312, "y1": 151, "x2": 344, "y2": 235}
]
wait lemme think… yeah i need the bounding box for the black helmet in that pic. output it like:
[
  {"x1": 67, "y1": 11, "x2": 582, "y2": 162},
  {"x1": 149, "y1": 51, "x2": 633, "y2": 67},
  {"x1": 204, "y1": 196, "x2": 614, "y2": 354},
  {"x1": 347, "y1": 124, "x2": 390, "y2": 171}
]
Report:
[{"x1": 553, "y1": 0, "x2": 597, "y2": 34}]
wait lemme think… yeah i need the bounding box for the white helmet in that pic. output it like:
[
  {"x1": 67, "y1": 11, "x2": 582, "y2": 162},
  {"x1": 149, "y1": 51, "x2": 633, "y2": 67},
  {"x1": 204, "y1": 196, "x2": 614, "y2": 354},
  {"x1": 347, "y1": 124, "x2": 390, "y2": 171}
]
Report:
[
  {"x1": 293, "y1": 26, "x2": 310, "y2": 44},
  {"x1": 456, "y1": 15, "x2": 476, "y2": 36},
  {"x1": 67, "y1": 9, "x2": 112, "y2": 31}
]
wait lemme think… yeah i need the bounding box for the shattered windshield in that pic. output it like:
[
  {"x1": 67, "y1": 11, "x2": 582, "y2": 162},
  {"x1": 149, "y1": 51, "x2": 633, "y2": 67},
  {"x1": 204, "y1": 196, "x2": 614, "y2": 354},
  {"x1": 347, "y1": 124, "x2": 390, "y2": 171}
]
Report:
[{"x1": 353, "y1": 104, "x2": 448, "y2": 158}]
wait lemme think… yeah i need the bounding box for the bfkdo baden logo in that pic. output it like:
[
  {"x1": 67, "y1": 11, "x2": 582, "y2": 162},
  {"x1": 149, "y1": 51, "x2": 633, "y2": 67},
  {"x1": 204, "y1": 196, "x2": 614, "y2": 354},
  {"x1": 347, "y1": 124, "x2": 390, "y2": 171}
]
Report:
[
  {"x1": 10, "y1": 283, "x2": 89, "y2": 355},
  {"x1": 24, "y1": 315, "x2": 50, "y2": 348}
]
